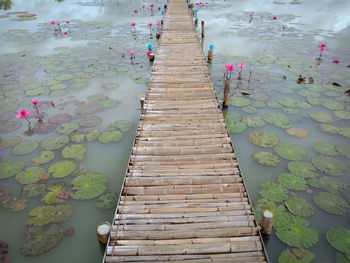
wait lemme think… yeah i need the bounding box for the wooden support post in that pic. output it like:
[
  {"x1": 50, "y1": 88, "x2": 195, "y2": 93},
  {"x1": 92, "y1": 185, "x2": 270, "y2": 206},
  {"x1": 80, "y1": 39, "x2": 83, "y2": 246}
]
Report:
[
  {"x1": 188, "y1": 3, "x2": 193, "y2": 8},
  {"x1": 223, "y1": 79, "x2": 230, "y2": 108},
  {"x1": 140, "y1": 98, "x2": 145, "y2": 110},
  {"x1": 208, "y1": 50, "x2": 213, "y2": 62},
  {"x1": 201, "y1": 20, "x2": 205, "y2": 38},
  {"x1": 164, "y1": 4, "x2": 167, "y2": 9},
  {"x1": 194, "y1": 18, "x2": 198, "y2": 27},
  {"x1": 161, "y1": 20, "x2": 163, "y2": 26},
  {"x1": 156, "y1": 33, "x2": 161, "y2": 39},
  {"x1": 96, "y1": 222, "x2": 111, "y2": 244},
  {"x1": 260, "y1": 210, "x2": 273, "y2": 236},
  {"x1": 149, "y1": 53, "x2": 155, "y2": 62}
]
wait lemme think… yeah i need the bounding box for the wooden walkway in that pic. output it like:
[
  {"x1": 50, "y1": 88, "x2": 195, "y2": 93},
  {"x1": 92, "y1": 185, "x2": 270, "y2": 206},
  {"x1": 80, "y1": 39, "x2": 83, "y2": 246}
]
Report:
[{"x1": 104, "y1": 0, "x2": 268, "y2": 262}]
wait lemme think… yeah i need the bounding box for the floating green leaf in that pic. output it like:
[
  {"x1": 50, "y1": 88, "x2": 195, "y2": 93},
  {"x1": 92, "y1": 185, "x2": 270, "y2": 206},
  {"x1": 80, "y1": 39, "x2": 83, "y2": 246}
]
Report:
[
  {"x1": 278, "y1": 98, "x2": 311, "y2": 109},
  {"x1": 26, "y1": 206, "x2": 56, "y2": 226},
  {"x1": 22, "y1": 183, "x2": 47, "y2": 198},
  {"x1": 327, "y1": 227, "x2": 350, "y2": 255},
  {"x1": 267, "y1": 100, "x2": 283, "y2": 108},
  {"x1": 103, "y1": 83, "x2": 119, "y2": 90},
  {"x1": 11, "y1": 16, "x2": 37, "y2": 21},
  {"x1": 313, "y1": 192, "x2": 349, "y2": 215},
  {"x1": 339, "y1": 127, "x2": 350, "y2": 138},
  {"x1": 98, "y1": 131, "x2": 123, "y2": 143},
  {"x1": 319, "y1": 176, "x2": 347, "y2": 194},
  {"x1": 283, "y1": 108, "x2": 300, "y2": 115},
  {"x1": 85, "y1": 128, "x2": 100, "y2": 141},
  {"x1": 61, "y1": 144, "x2": 86, "y2": 159},
  {"x1": 336, "y1": 144, "x2": 350, "y2": 159},
  {"x1": 320, "y1": 123, "x2": 340, "y2": 134},
  {"x1": 79, "y1": 116, "x2": 102, "y2": 127},
  {"x1": 0, "y1": 135, "x2": 22, "y2": 147},
  {"x1": 242, "y1": 116, "x2": 265, "y2": 128},
  {"x1": 274, "y1": 143, "x2": 306, "y2": 161},
  {"x1": 15, "y1": 167, "x2": 45, "y2": 185},
  {"x1": 48, "y1": 161, "x2": 76, "y2": 178},
  {"x1": 97, "y1": 193, "x2": 118, "y2": 209},
  {"x1": 312, "y1": 142, "x2": 338, "y2": 156},
  {"x1": 275, "y1": 216, "x2": 319, "y2": 248},
  {"x1": 57, "y1": 122, "x2": 79, "y2": 135},
  {"x1": 286, "y1": 128, "x2": 309, "y2": 137},
  {"x1": 40, "y1": 135, "x2": 69, "y2": 150},
  {"x1": 0, "y1": 121, "x2": 21, "y2": 133},
  {"x1": 71, "y1": 173, "x2": 109, "y2": 200},
  {"x1": 41, "y1": 184, "x2": 66, "y2": 204},
  {"x1": 12, "y1": 140, "x2": 39, "y2": 155},
  {"x1": 278, "y1": 173, "x2": 307, "y2": 191},
  {"x1": 242, "y1": 105, "x2": 258, "y2": 113},
  {"x1": 288, "y1": 161, "x2": 316, "y2": 178},
  {"x1": 278, "y1": 248, "x2": 315, "y2": 263},
  {"x1": 0, "y1": 160, "x2": 26, "y2": 179},
  {"x1": 312, "y1": 155, "x2": 348, "y2": 176},
  {"x1": 108, "y1": 120, "x2": 134, "y2": 132},
  {"x1": 52, "y1": 205, "x2": 74, "y2": 222},
  {"x1": 226, "y1": 121, "x2": 247, "y2": 133},
  {"x1": 252, "y1": 151, "x2": 280, "y2": 167},
  {"x1": 259, "y1": 181, "x2": 288, "y2": 202},
  {"x1": 263, "y1": 112, "x2": 292, "y2": 128},
  {"x1": 309, "y1": 112, "x2": 334, "y2": 123},
  {"x1": 223, "y1": 112, "x2": 241, "y2": 123},
  {"x1": 98, "y1": 99, "x2": 118, "y2": 110},
  {"x1": 285, "y1": 197, "x2": 315, "y2": 217},
  {"x1": 229, "y1": 97, "x2": 251, "y2": 106},
  {"x1": 248, "y1": 131, "x2": 279, "y2": 147},
  {"x1": 334, "y1": 110, "x2": 350, "y2": 120},
  {"x1": 322, "y1": 99, "x2": 344, "y2": 111},
  {"x1": 299, "y1": 90, "x2": 320, "y2": 98},
  {"x1": 70, "y1": 132, "x2": 85, "y2": 143},
  {"x1": 32, "y1": 151, "x2": 55, "y2": 165},
  {"x1": 21, "y1": 223, "x2": 63, "y2": 256}
]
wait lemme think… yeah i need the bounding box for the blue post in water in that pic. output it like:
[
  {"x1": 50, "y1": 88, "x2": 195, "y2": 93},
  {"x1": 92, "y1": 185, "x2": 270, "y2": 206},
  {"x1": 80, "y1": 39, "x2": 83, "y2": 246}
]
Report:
[
  {"x1": 208, "y1": 44, "x2": 214, "y2": 62},
  {"x1": 161, "y1": 10, "x2": 164, "y2": 15},
  {"x1": 195, "y1": 9, "x2": 198, "y2": 19},
  {"x1": 148, "y1": 43, "x2": 152, "y2": 52}
]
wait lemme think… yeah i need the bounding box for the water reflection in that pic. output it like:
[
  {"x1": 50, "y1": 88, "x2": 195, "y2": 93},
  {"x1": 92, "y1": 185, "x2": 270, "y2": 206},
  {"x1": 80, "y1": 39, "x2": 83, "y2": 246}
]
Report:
[{"x1": 0, "y1": 0, "x2": 12, "y2": 10}]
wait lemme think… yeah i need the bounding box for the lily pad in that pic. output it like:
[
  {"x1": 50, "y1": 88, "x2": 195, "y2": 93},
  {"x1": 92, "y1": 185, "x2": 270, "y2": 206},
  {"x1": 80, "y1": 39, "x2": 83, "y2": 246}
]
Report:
[
  {"x1": 48, "y1": 161, "x2": 76, "y2": 178},
  {"x1": 288, "y1": 161, "x2": 316, "y2": 178},
  {"x1": 319, "y1": 176, "x2": 347, "y2": 194},
  {"x1": 312, "y1": 155, "x2": 348, "y2": 176},
  {"x1": 98, "y1": 99, "x2": 119, "y2": 110},
  {"x1": 309, "y1": 112, "x2": 334, "y2": 123},
  {"x1": 252, "y1": 151, "x2": 280, "y2": 167},
  {"x1": 313, "y1": 192, "x2": 349, "y2": 215},
  {"x1": 223, "y1": 112, "x2": 241, "y2": 123},
  {"x1": 320, "y1": 123, "x2": 340, "y2": 134},
  {"x1": 299, "y1": 90, "x2": 320, "y2": 98},
  {"x1": 339, "y1": 127, "x2": 350, "y2": 138},
  {"x1": 326, "y1": 227, "x2": 350, "y2": 255},
  {"x1": 242, "y1": 116, "x2": 265, "y2": 128},
  {"x1": 108, "y1": 120, "x2": 134, "y2": 132},
  {"x1": 12, "y1": 140, "x2": 39, "y2": 155},
  {"x1": 26, "y1": 206, "x2": 56, "y2": 226},
  {"x1": 22, "y1": 183, "x2": 47, "y2": 198},
  {"x1": 103, "y1": 83, "x2": 119, "y2": 90},
  {"x1": 54, "y1": 73, "x2": 74, "y2": 81},
  {"x1": 97, "y1": 193, "x2": 118, "y2": 209},
  {"x1": 0, "y1": 111, "x2": 16, "y2": 122},
  {"x1": 312, "y1": 142, "x2": 338, "y2": 156},
  {"x1": 21, "y1": 223, "x2": 63, "y2": 256},
  {"x1": 33, "y1": 122, "x2": 57, "y2": 135},
  {"x1": 15, "y1": 166, "x2": 45, "y2": 184},
  {"x1": 322, "y1": 99, "x2": 344, "y2": 111},
  {"x1": 334, "y1": 110, "x2": 350, "y2": 120},
  {"x1": 98, "y1": 131, "x2": 123, "y2": 143},
  {"x1": 263, "y1": 112, "x2": 292, "y2": 128},
  {"x1": 278, "y1": 248, "x2": 315, "y2": 263},
  {"x1": 336, "y1": 144, "x2": 350, "y2": 159},
  {"x1": 275, "y1": 216, "x2": 319, "y2": 248},
  {"x1": 0, "y1": 121, "x2": 22, "y2": 133},
  {"x1": 71, "y1": 172, "x2": 109, "y2": 200},
  {"x1": 40, "y1": 135, "x2": 69, "y2": 150},
  {"x1": 0, "y1": 186, "x2": 16, "y2": 208},
  {"x1": 85, "y1": 128, "x2": 100, "y2": 141},
  {"x1": 70, "y1": 132, "x2": 85, "y2": 143},
  {"x1": 53, "y1": 205, "x2": 74, "y2": 222},
  {"x1": 48, "y1": 114, "x2": 72, "y2": 124},
  {"x1": 87, "y1": 93, "x2": 108, "y2": 102},
  {"x1": 32, "y1": 151, "x2": 55, "y2": 165},
  {"x1": 267, "y1": 101, "x2": 283, "y2": 108},
  {"x1": 242, "y1": 105, "x2": 258, "y2": 113},
  {"x1": 274, "y1": 143, "x2": 306, "y2": 161},
  {"x1": 41, "y1": 184, "x2": 66, "y2": 204},
  {"x1": 278, "y1": 98, "x2": 311, "y2": 109},
  {"x1": 283, "y1": 108, "x2": 300, "y2": 115},
  {"x1": 61, "y1": 144, "x2": 86, "y2": 159},
  {"x1": 248, "y1": 131, "x2": 279, "y2": 147},
  {"x1": 229, "y1": 97, "x2": 251, "y2": 106},
  {"x1": 286, "y1": 128, "x2": 309, "y2": 137},
  {"x1": 75, "y1": 102, "x2": 99, "y2": 115},
  {"x1": 0, "y1": 160, "x2": 26, "y2": 179},
  {"x1": 253, "y1": 198, "x2": 286, "y2": 222},
  {"x1": 57, "y1": 122, "x2": 79, "y2": 135},
  {"x1": 251, "y1": 100, "x2": 266, "y2": 108},
  {"x1": 259, "y1": 181, "x2": 288, "y2": 202},
  {"x1": 9, "y1": 199, "x2": 28, "y2": 212},
  {"x1": 79, "y1": 115, "x2": 102, "y2": 127},
  {"x1": 11, "y1": 16, "x2": 37, "y2": 21},
  {"x1": 226, "y1": 121, "x2": 247, "y2": 133},
  {"x1": 278, "y1": 173, "x2": 307, "y2": 190},
  {"x1": 0, "y1": 135, "x2": 22, "y2": 147},
  {"x1": 285, "y1": 197, "x2": 315, "y2": 217}
]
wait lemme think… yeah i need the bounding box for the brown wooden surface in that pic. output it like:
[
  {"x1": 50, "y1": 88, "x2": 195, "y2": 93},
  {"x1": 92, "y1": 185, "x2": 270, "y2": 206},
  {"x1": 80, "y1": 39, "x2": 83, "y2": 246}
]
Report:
[{"x1": 104, "y1": 0, "x2": 268, "y2": 261}]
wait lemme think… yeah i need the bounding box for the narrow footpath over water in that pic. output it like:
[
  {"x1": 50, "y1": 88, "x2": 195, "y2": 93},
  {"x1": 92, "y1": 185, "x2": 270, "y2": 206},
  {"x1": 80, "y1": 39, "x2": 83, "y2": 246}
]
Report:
[{"x1": 104, "y1": 0, "x2": 269, "y2": 261}]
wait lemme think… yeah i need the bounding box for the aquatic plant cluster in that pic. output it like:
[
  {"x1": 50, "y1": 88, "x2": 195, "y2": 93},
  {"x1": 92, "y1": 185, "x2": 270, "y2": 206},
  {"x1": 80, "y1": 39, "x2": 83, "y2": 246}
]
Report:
[
  {"x1": 0, "y1": 0, "x2": 166, "y2": 261},
  {"x1": 202, "y1": 2, "x2": 350, "y2": 262}
]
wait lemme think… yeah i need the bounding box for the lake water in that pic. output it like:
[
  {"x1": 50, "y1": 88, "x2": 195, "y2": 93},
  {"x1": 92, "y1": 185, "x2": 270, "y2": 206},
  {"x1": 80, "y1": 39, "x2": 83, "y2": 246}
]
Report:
[{"x1": 0, "y1": 0, "x2": 349, "y2": 262}]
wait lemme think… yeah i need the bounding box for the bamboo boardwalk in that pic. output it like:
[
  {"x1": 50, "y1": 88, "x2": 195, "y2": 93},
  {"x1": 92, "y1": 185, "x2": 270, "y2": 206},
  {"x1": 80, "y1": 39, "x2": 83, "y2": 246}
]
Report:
[{"x1": 104, "y1": 0, "x2": 268, "y2": 262}]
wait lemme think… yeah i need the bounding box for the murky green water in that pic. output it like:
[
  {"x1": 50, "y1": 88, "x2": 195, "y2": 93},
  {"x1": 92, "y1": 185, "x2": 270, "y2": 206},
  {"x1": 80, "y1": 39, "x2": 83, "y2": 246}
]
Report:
[{"x1": 0, "y1": 0, "x2": 349, "y2": 262}]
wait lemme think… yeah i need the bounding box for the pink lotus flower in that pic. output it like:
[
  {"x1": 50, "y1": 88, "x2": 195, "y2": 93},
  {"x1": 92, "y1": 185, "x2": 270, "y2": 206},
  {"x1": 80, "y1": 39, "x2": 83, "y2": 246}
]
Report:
[
  {"x1": 16, "y1": 110, "x2": 31, "y2": 120},
  {"x1": 250, "y1": 11, "x2": 254, "y2": 17},
  {"x1": 158, "y1": 7, "x2": 161, "y2": 10},
  {"x1": 150, "y1": 4, "x2": 154, "y2": 7},
  {"x1": 142, "y1": 5, "x2": 145, "y2": 8},
  {"x1": 32, "y1": 98, "x2": 38, "y2": 105},
  {"x1": 134, "y1": 9, "x2": 138, "y2": 13},
  {"x1": 57, "y1": 22, "x2": 60, "y2": 25},
  {"x1": 51, "y1": 20, "x2": 55, "y2": 25},
  {"x1": 238, "y1": 62, "x2": 246, "y2": 69},
  {"x1": 238, "y1": 62, "x2": 246, "y2": 80},
  {"x1": 131, "y1": 22, "x2": 136, "y2": 27},
  {"x1": 156, "y1": 22, "x2": 161, "y2": 26},
  {"x1": 66, "y1": 21, "x2": 70, "y2": 24},
  {"x1": 147, "y1": 51, "x2": 152, "y2": 55},
  {"x1": 64, "y1": 31, "x2": 68, "y2": 35},
  {"x1": 273, "y1": 16, "x2": 277, "y2": 20},
  {"x1": 333, "y1": 59, "x2": 339, "y2": 63},
  {"x1": 130, "y1": 50, "x2": 134, "y2": 56},
  {"x1": 318, "y1": 43, "x2": 326, "y2": 59},
  {"x1": 225, "y1": 65, "x2": 236, "y2": 79},
  {"x1": 148, "y1": 22, "x2": 153, "y2": 27}
]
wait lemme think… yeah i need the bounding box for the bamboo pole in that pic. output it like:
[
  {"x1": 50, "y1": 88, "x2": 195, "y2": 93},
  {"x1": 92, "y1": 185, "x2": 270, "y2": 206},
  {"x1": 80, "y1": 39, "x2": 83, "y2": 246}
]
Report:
[
  {"x1": 223, "y1": 79, "x2": 231, "y2": 108},
  {"x1": 201, "y1": 20, "x2": 205, "y2": 38}
]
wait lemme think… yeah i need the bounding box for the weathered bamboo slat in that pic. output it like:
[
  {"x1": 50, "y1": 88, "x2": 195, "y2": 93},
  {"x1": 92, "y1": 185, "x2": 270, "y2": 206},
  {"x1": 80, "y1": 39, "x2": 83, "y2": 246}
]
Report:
[{"x1": 104, "y1": 0, "x2": 268, "y2": 261}]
